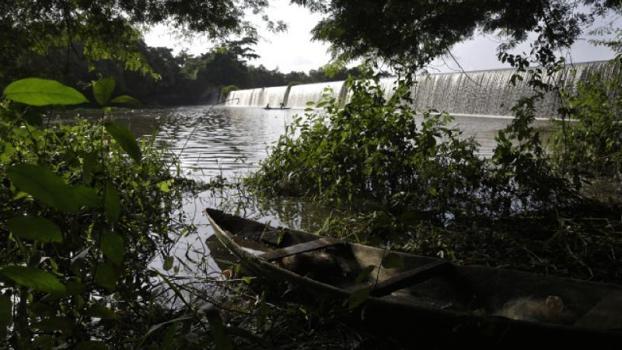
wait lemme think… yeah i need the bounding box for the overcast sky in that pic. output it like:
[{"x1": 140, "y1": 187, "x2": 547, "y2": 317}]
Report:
[{"x1": 144, "y1": 0, "x2": 619, "y2": 73}]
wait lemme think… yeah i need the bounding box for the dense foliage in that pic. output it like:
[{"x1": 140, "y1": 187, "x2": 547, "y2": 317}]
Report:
[
  {"x1": 552, "y1": 64, "x2": 622, "y2": 185},
  {"x1": 295, "y1": 0, "x2": 621, "y2": 69},
  {"x1": 248, "y1": 69, "x2": 622, "y2": 283},
  {"x1": 2, "y1": 37, "x2": 361, "y2": 107},
  {"x1": 0, "y1": 78, "x2": 205, "y2": 348},
  {"x1": 247, "y1": 77, "x2": 486, "y2": 219},
  {"x1": 0, "y1": 0, "x2": 273, "y2": 80}
]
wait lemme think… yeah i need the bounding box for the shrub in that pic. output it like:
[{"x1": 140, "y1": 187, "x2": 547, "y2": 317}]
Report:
[
  {"x1": 247, "y1": 77, "x2": 486, "y2": 220},
  {"x1": 0, "y1": 78, "x2": 186, "y2": 348}
]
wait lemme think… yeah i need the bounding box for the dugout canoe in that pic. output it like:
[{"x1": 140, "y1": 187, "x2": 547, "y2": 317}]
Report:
[{"x1": 206, "y1": 208, "x2": 622, "y2": 346}]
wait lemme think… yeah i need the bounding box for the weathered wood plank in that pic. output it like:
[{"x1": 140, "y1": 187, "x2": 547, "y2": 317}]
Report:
[
  {"x1": 369, "y1": 260, "x2": 453, "y2": 297},
  {"x1": 575, "y1": 292, "x2": 622, "y2": 330},
  {"x1": 259, "y1": 237, "x2": 341, "y2": 261}
]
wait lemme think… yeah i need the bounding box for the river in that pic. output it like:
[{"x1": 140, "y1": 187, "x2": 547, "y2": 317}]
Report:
[{"x1": 105, "y1": 105, "x2": 551, "y2": 232}]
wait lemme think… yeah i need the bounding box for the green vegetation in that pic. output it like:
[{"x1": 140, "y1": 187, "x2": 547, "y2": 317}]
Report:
[
  {"x1": 0, "y1": 78, "x2": 197, "y2": 348},
  {"x1": 2, "y1": 34, "x2": 362, "y2": 107},
  {"x1": 552, "y1": 65, "x2": 622, "y2": 191},
  {"x1": 248, "y1": 69, "x2": 622, "y2": 283},
  {"x1": 248, "y1": 77, "x2": 485, "y2": 218},
  {"x1": 2, "y1": 0, "x2": 622, "y2": 348}
]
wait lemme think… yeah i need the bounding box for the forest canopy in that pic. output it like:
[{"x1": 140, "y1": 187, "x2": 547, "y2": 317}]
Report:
[{"x1": 294, "y1": 0, "x2": 622, "y2": 69}]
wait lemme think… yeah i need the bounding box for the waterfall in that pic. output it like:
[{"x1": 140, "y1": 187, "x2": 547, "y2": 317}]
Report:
[
  {"x1": 343, "y1": 77, "x2": 398, "y2": 104},
  {"x1": 285, "y1": 81, "x2": 347, "y2": 108},
  {"x1": 222, "y1": 61, "x2": 614, "y2": 116},
  {"x1": 411, "y1": 61, "x2": 613, "y2": 117},
  {"x1": 226, "y1": 88, "x2": 265, "y2": 106}
]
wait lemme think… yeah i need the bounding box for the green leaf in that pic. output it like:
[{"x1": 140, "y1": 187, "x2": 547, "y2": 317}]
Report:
[
  {"x1": 157, "y1": 180, "x2": 172, "y2": 193},
  {"x1": 347, "y1": 288, "x2": 370, "y2": 310},
  {"x1": 65, "y1": 280, "x2": 85, "y2": 295},
  {"x1": 92, "y1": 77, "x2": 115, "y2": 106},
  {"x1": 0, "y1": 266, "x2": 66, "y2": 295},
  {"x1": 163, "y1": 256, "x2": 174, "y2": 271},
  {"x1": 104, "y1": 122, "x2": 142, "y2": 162},
  {"x1": 3, "y1": 78, "x2": 88, "y2": 106},
  {"x1": 95, "y1": 262, "x2": 119, "y2": 291},
  {"x1": 82, "y1": 152, "x2": 99, "y2": 184},
  {"x1": 110, "y1": 95, "x2": 141, "y2": 107},
  {"x1": 105, "y1": 184, "x2": 121, "y2": 224},
  {"x1": 101, "y1": 232, "x2": 124, "y2": 265},
  {"x1": 72, "y1": 185, "x2": 102, "y2": 209},
  {"x1": 8, "y1": 164, "x2": 78, "y2": 212},
  {"x1": 7, "y1": 216, "x2": 63, "y2": 243},
  {"x1": 0, "y1": 295, "x2": 11, "y2": 330},
  {"x1": 7, "y1": 164, "x2": 100, "y2": 213},
  {"x1": 381, "y1": 253, "x2": 404, "y2": 269}
]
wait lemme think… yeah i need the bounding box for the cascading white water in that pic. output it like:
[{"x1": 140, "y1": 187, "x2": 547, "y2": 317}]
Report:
[
  {"x1": 223, "y1": 61, "x2": 614, "y2": 116},
  {"x1": 258, "y1": 86, "x2": 290, "y2": 107},
  {"x1": 285, "y1": 81, "x2": 346, "y2": 108},
  {"x1": 412, "y1": 61, "x2": 613, "y2": 117},
  {"x1": 342, "y1": 77, "x2": 398, "y2": 104},
  {"x1": 226, "y1": 88, "x2": 265, "y2": 106}
]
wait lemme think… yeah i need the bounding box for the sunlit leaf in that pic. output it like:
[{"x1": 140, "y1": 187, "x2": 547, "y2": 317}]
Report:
[
  {"x1": 92, "y1": 77, "x2": 115, "y2": 106},
  {"x1": 101, "y1": 232, "x2": 124, "y2": 265},
  {"x1": 163, "y1": 256, "x2": 174, "y2": 271},
  {"x1": 110, "y1": 95, "x2": 141, "y2": 106},
  {"x1": 157, "y1": 180, "x2": 172, "y2": 193},
  {"x1": 7, "y1": 216, "x2": 63, "y2": 243},
  {"x1": 381, "y1": 253, "x2": 404, "y2": 269},
  {"x1": 0, "y1": 266, "x2": 66, "y2": 295},
  {"x1": 105, "y1": 184, "x2": 121, "y2": 224},
  {"x1": 104, "y1": 122, "x2": 142, "y2": 162},
  {"x1": 95, "y1": 262, "x2": 120, "y2": 291},
  {"x1": 3, "y1": 78, "x2": 88, "y2": 106}
]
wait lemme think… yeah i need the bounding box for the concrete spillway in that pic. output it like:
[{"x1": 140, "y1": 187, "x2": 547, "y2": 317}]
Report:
[{"x1": 224, "y1": 61, "x2": 615, "y2": 117}]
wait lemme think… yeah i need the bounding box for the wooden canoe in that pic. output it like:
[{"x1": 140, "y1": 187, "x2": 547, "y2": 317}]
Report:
[{"x1": 206, "y1": 208, "x2": 622, "y2": 346}]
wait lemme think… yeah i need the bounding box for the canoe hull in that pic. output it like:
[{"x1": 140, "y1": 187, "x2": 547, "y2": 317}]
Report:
[{"x1": 206, "y1": 208, "x2": 622, "y2": 346}]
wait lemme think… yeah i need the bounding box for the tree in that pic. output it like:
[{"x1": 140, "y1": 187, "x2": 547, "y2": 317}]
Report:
[
  {"x1": 293, "y1": 0, "x2": 622, "y2": 71},
  {"x1": 0, "y1": 0, "x2": 272, "y2": 86}
]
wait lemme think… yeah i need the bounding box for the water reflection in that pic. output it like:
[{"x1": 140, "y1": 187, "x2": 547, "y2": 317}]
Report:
[
  {"x1": 56, "y1": 106, "x2": 553, "y2": 275},
  {"x1": 65, "y1": 105, "x2": 552, "y2": 232}
]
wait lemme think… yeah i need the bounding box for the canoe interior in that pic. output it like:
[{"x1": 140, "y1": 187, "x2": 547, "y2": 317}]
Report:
[{"x1": 207, "y1": 209, "x2": 622, "y2": 331}]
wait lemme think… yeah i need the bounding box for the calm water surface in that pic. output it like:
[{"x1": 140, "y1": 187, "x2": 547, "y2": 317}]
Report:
[
  {"x1": 90, "y1": 106, "x2": 550, "y2": 272},
  {"x1": 107, "y1": 105, "x2": 552, "y2": 226}
]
